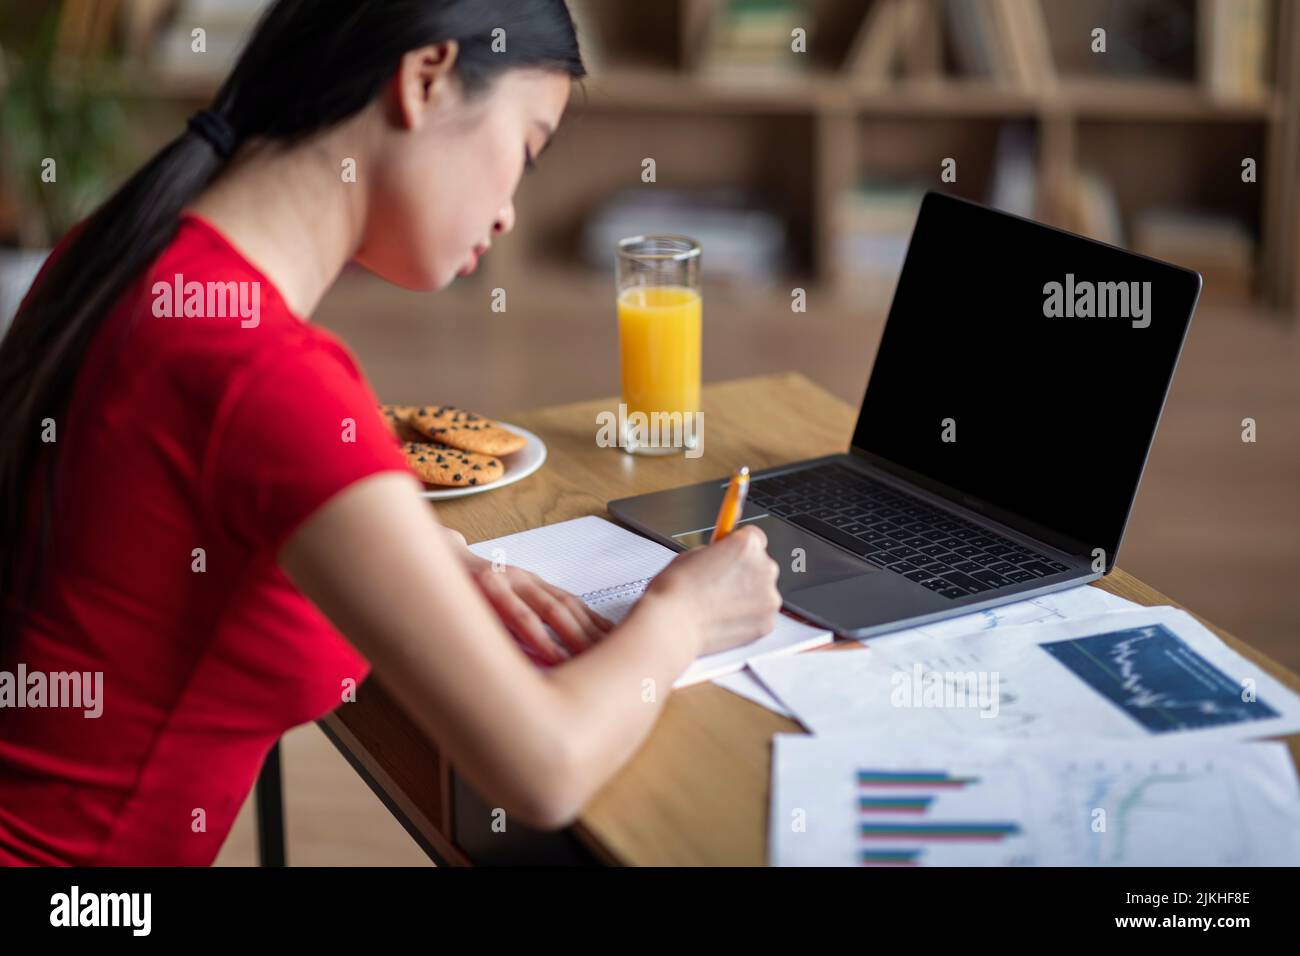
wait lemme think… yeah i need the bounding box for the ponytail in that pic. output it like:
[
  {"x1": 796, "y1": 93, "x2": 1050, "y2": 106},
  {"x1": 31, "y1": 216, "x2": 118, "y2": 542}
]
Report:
[{"x1": 0, "y1": 0, "x2": 584, "y2": 641}]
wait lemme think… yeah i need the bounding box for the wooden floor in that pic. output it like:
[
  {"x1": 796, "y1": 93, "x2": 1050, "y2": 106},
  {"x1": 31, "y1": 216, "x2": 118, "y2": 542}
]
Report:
[{"x1": 217, "y1": 268, "x2": 1299, "y2": 865}]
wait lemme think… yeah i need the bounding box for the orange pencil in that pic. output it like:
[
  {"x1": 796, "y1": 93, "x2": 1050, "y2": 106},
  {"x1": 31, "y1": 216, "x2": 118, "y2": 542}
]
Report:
[{"x1": 710, "y1": 466, "x2": 750, "y2": 543}]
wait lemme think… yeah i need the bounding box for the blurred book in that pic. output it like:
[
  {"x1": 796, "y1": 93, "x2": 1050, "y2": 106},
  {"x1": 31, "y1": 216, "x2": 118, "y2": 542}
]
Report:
[
  {"x1": 996, "y1": 0, "x2": 1055, "y2": 89},
  {"x1": 120, "y1": 0, "x2": 180, "y2": 57},
  {"x1": 1064, "y1": 169, "x2": 1123, "y2": 248},
  {"x1": 699, "y1": 0, "x2": 808, "y2": 82},
  {"x1": 846, "y1": 0, "x2": 942, "y2": 85},
  {"x1": 944, "y1": 0, "x2": 998, "y2": 79},
  {"x1": 56, "y1": 0, "x2": 124, "y2": 59},
  {"x1": 152, "y1": 0, "x2": 270, "y2": 78},
  {"x1": 845, "y1": 0, "x2": 1054, "y2": 89},
  {"x1": 940, "y1": 0, "x2": 1054, "y2": 88},
  {"x1": 1200, "y1": 0, "x2": 1269, "y2": 103},
  {"x1": 834, "y1": 181, "x2": 926, "y2": 306},
  {"x1": 986, "y1": 121, "x2": 1038, "y2": 218},
  {"x1": 583, "y1": 188, "x2": 788, "y2": 284},
  {"x1": 1132, "y1": 209, "x2": 1255, "y2": 303}
]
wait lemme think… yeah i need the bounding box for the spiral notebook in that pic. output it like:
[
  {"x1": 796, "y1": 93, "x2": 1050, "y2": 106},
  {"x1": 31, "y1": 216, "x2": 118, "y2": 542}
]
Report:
[{"x1": 467, "y1": 515, "x2": 833, "y2": 687}]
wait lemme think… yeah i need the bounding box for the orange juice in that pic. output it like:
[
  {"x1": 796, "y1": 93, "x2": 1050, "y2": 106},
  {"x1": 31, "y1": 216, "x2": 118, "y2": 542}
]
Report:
[{"x1": 618, "y1": 285, "x2": 702, "y2": 418}]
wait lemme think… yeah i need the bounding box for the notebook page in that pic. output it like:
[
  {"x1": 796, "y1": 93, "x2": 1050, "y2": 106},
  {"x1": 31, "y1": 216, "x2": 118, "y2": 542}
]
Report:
[
  {"x1": 467, "y1": 516, "x2": 834, "y2": 686},
  {"x1": 467, "y1": 515, "x2": 676, "y2": 597}
]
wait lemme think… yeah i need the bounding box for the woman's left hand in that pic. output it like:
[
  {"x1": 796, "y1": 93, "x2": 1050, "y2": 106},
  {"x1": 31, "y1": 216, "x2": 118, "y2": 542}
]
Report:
[{"x1": 442, "y1": 527, "x2": 614, "y2": 663}]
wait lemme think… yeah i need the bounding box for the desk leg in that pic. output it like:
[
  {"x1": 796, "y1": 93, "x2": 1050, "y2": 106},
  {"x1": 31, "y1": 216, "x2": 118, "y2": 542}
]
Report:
[
  {"x1": 255, "y1": 741, "x2": 286, "y2": 867},
  {"x1": 316, "y1": 718, "x2": 462, "y2": 866}
]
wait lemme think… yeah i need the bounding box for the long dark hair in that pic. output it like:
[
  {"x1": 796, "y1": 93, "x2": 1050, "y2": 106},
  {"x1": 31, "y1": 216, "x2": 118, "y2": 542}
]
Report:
[{"x1": 0, "y1": 0, "x2": 584, "y2": 640}]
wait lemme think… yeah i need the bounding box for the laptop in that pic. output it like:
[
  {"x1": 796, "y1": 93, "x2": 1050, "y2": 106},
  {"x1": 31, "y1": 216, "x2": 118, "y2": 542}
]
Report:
[{"x1": 608, "y1": 191, "x2": 1202, "y2": 639}]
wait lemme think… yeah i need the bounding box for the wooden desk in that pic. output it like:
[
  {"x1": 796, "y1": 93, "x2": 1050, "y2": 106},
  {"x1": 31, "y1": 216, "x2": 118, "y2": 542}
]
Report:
[{"x1": 319, "y1": 372, "x2": 1300, "y2": 866}]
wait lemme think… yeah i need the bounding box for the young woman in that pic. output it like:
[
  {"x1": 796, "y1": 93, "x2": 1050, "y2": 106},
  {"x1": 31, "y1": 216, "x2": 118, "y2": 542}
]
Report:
[{"x1": 0, "y1": 0, "x2": 781, "y2": 865}]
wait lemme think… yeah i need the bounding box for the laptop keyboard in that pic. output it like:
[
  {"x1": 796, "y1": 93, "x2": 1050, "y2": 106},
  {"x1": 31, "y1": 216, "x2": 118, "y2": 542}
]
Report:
[{"x1": 746, "y1": 464, "x2": 1069, "y2": 600}]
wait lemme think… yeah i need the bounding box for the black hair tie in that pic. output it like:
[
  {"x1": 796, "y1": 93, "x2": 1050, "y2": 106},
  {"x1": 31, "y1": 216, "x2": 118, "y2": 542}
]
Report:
[{"x1": 187, "y1": 110, "x2": 237, "y2": 160}]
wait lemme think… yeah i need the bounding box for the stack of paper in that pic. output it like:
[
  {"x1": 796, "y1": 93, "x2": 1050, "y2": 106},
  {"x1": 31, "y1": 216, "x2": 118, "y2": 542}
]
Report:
[
  {"x1": 749, "y1": 607, "x2": 1300, "y2": 742},
  {"x1": 714, "y1": 583, "x2": 1134, "y2": 717},
  {"x1": 751, "y1": 603, "x2": 1300, "y2": 866}
]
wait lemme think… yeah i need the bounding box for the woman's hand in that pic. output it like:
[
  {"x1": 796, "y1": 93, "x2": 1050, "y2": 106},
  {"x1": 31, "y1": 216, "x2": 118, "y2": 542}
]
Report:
[
  {"x1": 645, "y1": 524, "x2": 782, "y2": 656},
  {"x1": 443, "y1": 527, "x2": 614, "y2": 664}
]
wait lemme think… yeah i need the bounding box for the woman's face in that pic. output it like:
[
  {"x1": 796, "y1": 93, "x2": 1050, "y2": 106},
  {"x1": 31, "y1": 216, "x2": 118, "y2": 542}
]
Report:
[{"x1": 357, "y1": 55, "x2": 572, "y2": 290}]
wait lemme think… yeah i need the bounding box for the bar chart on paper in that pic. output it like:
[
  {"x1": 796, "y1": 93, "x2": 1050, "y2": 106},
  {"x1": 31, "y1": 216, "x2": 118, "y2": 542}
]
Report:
[
  {"x1": 771, "y1": 737, "x2": 1037, "y2": 867},
  {"x1": 854, "y1": 769, "x2": 1029, "y2": 867},
  {"x1": 771, "y1": 735, "x2": 1300, "y2": 866}
]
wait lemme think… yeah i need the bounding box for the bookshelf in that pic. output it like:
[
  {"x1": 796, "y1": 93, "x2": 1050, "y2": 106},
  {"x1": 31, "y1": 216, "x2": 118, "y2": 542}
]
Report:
[
  {"x1": 3, "y1": 0, "x2": 1298, "y2": 317},
  {"x1": 564, "y1": 0, "x2": 1300, "y2": 314}
]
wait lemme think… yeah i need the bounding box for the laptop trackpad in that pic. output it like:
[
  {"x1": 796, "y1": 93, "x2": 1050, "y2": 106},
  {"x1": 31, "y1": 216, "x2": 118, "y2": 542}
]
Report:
[{"x1": 672, "y1": 514, "x2": 874, "y2": 593}]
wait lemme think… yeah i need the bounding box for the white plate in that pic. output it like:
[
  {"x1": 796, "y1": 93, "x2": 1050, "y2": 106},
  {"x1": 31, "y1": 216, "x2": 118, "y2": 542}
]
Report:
[{"x1": 418, "y1": 421, "x2": 547, "y2": 501}]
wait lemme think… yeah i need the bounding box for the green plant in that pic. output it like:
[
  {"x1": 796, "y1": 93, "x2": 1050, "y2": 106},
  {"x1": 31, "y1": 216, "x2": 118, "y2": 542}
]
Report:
[{"x1": 0, "y1": 11, "x2": 127, "y2": 247}]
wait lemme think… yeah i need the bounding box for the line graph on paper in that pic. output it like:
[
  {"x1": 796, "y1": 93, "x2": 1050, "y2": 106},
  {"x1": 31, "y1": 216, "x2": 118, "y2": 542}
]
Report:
[
  {"x1": 1038, "y1": 623, "x2": 1280, "y2": 733},
  {"x1": 1044, "y1": 757, "x2": 1259, "y2": 866},
  {"x1": 881, "y1": 647, "x2": 1049, "y2": 738}
]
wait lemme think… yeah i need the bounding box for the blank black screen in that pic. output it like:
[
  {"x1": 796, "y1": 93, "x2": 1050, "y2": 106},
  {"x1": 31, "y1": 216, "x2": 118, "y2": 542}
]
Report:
[{"x1": 852, "y1": 192, "x2": 1200, "y2": 565}]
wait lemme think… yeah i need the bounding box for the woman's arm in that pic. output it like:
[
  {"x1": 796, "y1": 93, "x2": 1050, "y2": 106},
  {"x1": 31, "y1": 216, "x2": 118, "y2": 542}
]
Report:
[{"x1": 280, "y1": 471, "x2": 775, "y2": 829}]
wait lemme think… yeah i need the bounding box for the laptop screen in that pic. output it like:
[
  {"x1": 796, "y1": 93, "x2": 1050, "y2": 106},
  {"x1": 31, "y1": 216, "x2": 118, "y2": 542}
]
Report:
[{"x1": 851, "y1": 192, "x2": 1200, "y2": 567}]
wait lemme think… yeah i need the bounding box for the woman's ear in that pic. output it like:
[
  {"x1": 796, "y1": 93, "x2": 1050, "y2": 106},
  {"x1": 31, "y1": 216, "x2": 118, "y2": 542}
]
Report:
[{"x1": 392, "y1": 41, "x2": 461, "y2": 130}]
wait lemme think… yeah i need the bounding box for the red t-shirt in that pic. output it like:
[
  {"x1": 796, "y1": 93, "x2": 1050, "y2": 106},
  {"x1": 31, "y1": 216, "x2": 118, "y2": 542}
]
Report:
[{"x1": 0, "y1": 213, "x2": 408, "y2": 865}]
